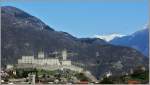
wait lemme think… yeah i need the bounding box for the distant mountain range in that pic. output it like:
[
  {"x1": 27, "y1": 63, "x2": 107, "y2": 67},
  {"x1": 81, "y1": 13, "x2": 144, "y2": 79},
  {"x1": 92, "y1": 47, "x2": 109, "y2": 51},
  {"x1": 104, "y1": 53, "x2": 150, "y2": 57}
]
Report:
[
  {"x1": 110, "y1": 28, "x2": 149, "y2": 57},
  {"x1": 95, "y1": 27, "x2": 149, "y2": 57},
  {"x1": 1, "y1": 6, "x2": 148, "y2": 79}
]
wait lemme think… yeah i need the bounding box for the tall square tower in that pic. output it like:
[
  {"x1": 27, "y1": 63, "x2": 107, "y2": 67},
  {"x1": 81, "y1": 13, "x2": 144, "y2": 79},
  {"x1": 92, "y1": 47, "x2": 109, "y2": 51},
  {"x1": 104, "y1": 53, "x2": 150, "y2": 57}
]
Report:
[
  {"x1": 38, "y1": 51, "x2": 45, "y2": 58},
  {"x1": 62, "y1": 50, "x2": 67, "y2": 60}
]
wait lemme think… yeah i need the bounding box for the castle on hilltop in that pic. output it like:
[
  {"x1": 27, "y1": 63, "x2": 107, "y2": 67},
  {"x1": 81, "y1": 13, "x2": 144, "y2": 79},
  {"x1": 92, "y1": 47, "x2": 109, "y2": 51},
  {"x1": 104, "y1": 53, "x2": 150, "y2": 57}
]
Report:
[{"x1": 18, "y1": 50, "x2": 71, "y2": 66}]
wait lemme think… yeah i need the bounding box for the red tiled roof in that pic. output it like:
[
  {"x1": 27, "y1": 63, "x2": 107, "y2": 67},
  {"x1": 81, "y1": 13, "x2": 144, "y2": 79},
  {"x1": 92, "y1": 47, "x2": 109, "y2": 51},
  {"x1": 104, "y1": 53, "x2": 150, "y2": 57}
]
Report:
[{"x1": 128, "y1": 80, "x2": 140, "y2": 84}]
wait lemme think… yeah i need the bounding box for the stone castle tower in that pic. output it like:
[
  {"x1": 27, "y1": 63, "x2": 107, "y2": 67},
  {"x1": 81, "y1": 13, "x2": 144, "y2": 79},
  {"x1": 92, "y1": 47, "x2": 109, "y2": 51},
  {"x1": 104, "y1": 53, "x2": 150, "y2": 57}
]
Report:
[{"x1": 38, "y1": 51, "x2": 45, "y2": 58}]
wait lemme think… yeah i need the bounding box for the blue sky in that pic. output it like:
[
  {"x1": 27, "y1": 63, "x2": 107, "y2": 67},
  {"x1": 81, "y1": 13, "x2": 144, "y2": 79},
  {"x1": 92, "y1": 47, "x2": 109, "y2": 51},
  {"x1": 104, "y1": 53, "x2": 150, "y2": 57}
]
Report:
[{"x1": 1, "y1": 0, "x2": 148, "y2": 38}]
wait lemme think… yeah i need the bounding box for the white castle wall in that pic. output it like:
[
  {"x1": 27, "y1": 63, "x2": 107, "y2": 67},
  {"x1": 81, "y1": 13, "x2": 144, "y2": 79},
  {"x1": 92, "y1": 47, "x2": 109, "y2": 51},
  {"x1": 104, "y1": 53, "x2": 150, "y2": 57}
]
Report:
[
  {"x1": 61, "y1": 61, "x2": 71, "y2": 66},
  {"x1": 18, "y1": 57, "x2": 61, "y2": 66},
  {"x1": 17, "y1": 51, "x2": 78, "y2": 71},
  {"x1": 33, "y1": 59, "x2": 60, "y2": 65},
  {"x1": 18, "y1": 56, "x2": 34, "y2": 64}
]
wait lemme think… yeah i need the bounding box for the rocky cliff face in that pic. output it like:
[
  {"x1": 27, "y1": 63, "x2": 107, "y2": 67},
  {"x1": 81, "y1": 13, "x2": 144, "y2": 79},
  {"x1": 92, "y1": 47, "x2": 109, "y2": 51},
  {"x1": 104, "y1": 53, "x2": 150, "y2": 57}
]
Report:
[{"x1": 1, "y1": 6, "x2": 148, "y2": 79}]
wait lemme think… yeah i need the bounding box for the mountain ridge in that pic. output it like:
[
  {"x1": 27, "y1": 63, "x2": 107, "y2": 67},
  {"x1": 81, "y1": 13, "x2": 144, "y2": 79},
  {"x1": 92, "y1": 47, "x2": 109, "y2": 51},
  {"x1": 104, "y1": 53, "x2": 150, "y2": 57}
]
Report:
[
  {"x1": 110, "y1": 28, "x2": 149, "y2": 57},
  {"x1": 94, "y1": 33, "x2": 125, "y2": 42},
  {"x1": 1, "y1": 6, "x2": 148, "y2": 79}
]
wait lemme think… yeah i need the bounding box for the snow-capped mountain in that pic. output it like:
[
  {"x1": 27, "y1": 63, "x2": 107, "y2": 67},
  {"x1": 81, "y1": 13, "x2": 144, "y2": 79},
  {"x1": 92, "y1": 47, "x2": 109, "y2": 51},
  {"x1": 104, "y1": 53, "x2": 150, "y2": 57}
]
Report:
[
  {"x1": 94, "y1": 33, "x2": 125, "y2": 42},
  {"x1": 110, "y1": 28, "x2": 149, "y2": 57}
]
